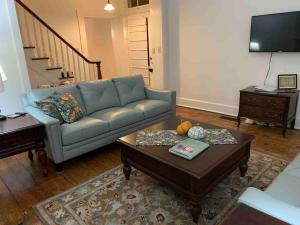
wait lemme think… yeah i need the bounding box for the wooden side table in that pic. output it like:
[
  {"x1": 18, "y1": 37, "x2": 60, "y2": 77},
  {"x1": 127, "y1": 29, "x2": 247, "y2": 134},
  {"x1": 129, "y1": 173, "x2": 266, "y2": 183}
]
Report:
[
  {"x1": 237, "y1": 86, "x2": 299, "y2": 137},
  {"x1": 221, "y1": 204, "x2": 288, "y2": 225},
  {"x1": 0, "y1": 115, "x2": 48, "y2": 176}
]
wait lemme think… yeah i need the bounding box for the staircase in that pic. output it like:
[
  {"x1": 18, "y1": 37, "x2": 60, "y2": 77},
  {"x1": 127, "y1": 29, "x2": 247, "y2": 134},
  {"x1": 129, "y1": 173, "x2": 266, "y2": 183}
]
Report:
[{"x1": 15, "y1": 0, "x2": 102, "y2": 88}]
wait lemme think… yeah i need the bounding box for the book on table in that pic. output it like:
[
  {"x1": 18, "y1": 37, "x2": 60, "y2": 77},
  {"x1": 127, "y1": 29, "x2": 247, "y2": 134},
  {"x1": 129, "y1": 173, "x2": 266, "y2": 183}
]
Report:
[{"x1": 169, "y1": 138, "x2": 210, "y2": 160}]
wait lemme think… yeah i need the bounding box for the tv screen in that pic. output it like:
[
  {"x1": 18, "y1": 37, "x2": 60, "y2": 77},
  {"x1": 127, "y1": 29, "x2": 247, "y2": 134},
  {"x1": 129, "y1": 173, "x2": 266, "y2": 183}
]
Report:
[{"x1": 250, "y1": 11, "x2": 300, "y2": 52}]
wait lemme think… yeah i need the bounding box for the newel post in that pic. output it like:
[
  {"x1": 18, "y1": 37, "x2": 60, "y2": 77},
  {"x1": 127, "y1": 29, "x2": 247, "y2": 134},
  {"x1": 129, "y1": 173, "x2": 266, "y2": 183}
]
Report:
[{"x1": 96, "y1": 62, "x2": 102, "y2": 79}]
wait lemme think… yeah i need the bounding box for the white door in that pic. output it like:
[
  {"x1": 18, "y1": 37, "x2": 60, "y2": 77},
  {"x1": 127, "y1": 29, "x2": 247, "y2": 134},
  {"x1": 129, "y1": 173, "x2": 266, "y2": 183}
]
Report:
[{"x1": 127, "y1": 13, "x2": 151, "y2": 86}]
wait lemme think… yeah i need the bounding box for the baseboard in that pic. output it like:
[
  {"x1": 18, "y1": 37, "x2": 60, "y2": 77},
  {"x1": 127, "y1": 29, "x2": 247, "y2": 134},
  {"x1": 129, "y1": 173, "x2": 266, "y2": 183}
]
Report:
[
  {"x1": 177, "y1": 97, "x2": 239, "y2": 117},
  {"x1": 177, "y1": 97, "x2": 300, "y2": 130}
]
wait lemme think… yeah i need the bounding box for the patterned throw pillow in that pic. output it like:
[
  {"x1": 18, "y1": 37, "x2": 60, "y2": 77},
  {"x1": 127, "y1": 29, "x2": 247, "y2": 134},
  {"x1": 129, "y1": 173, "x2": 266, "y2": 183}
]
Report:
[
  {"x1": 51, "y1": 92, "x2": 84, "y2": 123},
  {"x1": 35, "y1": 98, "x2": 64, "y2": 124}
]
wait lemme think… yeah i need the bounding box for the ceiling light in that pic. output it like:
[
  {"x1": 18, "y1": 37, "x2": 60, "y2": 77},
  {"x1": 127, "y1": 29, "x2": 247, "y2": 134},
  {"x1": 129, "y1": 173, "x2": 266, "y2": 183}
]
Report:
[{"x1": 104, "y1": 0, "x2": 115, "y2": 11}]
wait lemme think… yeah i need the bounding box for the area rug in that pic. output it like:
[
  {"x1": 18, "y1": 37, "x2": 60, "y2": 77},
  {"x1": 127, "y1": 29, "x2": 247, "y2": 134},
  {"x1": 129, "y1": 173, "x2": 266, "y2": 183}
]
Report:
[{"x1": 35, "y1": 151, "x2": 288, "y2": 225}]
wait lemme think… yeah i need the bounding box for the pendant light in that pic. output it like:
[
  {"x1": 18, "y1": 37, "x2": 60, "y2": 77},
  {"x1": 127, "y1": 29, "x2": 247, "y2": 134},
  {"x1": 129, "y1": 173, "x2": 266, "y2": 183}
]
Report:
[{"x1": 104, "y1": 0, "x2": 115, "y2": 11}]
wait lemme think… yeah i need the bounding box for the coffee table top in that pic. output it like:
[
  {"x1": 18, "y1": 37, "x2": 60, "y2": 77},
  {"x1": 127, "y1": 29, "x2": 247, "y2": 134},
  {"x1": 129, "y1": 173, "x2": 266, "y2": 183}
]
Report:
[{"x1": 118, "y1": 116, "x2": 254, "y2": 179}]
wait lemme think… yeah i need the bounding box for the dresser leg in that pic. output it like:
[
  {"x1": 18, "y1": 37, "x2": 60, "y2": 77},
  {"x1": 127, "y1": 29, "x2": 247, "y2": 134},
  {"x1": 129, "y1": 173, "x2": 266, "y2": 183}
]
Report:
[
  {"x1": 37, "y1": 148, "x2": 48, "y2": 176},
  {"x1": 55, "y1": 163, "x2": 64, "y2": 172},
  {"x1": 291, "y1": 119, "x2": 296, "y2": 129},
  {"x1": 28, "y1": 150, "x2": 34, "y2": 161},
  {"x1": 237, "y1": 116, "x2": 241, "y2": 127}
]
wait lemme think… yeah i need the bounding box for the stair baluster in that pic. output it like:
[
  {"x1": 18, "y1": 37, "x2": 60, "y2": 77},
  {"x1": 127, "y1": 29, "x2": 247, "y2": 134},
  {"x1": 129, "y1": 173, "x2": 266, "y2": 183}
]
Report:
[
  {"x1": 46, "y1": 29, "x2": 54, "y2": 67},
  {"x1": 38, "y1": 23, "x2": 45, "y2": 56}
]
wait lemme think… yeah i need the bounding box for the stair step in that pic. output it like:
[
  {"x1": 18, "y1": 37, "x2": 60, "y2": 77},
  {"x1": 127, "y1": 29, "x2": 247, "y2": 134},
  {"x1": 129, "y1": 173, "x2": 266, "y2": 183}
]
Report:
[
  {"x1": 24, "y1": 46, "x2": 35, "y2": 49},
  {"x1": 46, "y1": 67, "x2": 62, "y2": 71},
  {"x1": 32, "y1": 57, "x2": 50, "y2": 60},
  {"x1": 59, "y1": 76, "x2": 75, "y2": 80}
]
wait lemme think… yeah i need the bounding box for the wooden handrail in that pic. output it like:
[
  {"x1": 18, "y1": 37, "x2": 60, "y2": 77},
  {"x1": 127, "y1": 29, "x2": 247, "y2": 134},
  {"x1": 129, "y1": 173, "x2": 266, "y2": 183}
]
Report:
[{"x1": 15, "y1": 0, "x2": 102, "y2": 79}]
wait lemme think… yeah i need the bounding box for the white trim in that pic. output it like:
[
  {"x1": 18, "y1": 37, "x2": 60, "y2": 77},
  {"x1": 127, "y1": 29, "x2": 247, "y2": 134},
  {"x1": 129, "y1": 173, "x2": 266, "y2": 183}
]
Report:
[{"x1": 177, "y1": 97, "x2": 239, "y2": 117}]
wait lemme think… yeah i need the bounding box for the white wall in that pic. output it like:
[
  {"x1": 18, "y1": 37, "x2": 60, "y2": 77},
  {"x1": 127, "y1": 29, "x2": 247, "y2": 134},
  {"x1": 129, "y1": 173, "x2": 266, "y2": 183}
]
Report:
[
  {"x1": 85, "y1": 18, "x2": 117, "y2": 78},
  {"x1": 164, "y1": 0, "x2": 300, "y2": 128},
  {"x1": 111, "y1": 16, "x2": 130, "y2": 76},
  {"x1": 0, "y1": 0, "x2": 30, "y2": 114}
]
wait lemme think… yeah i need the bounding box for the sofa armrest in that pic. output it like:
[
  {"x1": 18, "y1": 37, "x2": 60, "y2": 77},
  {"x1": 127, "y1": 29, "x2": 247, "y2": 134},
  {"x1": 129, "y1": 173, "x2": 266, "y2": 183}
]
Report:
[
  {"x1": 239, "y1": 187, "x2": 300, "y2": 225},
  {"x1": 25, "y1": 106, "x2": 64, "y2": 163},
  {"x1": 145, "y1": 87, "x2": 176, "y2": 113}
]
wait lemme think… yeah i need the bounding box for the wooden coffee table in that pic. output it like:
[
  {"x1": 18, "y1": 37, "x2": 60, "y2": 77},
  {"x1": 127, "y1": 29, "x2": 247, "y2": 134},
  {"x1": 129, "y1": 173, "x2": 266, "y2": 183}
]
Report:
[{"x1": 118, "y1": 116, "x2": 254, "y2": 223}]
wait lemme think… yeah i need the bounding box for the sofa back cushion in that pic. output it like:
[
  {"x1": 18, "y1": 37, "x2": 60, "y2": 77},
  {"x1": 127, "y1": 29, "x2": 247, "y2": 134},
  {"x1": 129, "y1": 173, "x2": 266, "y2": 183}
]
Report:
[
  {"x1": 77, "y1": 80, "x2": 120, "y2": 114},
  {"x1": 25, "y1": 85, "x2": 87, "y2": 114},
  {"x1": 113, "y1": 75, "x2": 146, "y2": 105}
]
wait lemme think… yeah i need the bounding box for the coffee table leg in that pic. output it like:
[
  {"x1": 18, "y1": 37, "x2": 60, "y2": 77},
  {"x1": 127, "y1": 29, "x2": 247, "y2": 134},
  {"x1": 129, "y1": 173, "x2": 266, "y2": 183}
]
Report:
[
  {"x1": 123, "y1": 164, "x2": 132, "y2": 180},
  {"x1": 239, "y1": 162, "x2": 248, "y2": 177},
  {"x1": 191, "y1": 200, "x2": 202, "y2": 223}
]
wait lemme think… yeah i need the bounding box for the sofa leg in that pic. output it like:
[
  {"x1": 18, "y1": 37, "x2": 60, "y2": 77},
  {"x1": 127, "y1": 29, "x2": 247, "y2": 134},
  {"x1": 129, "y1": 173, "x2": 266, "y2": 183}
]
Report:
[{"x1": 55, "y1": 163, "x2": 64, "y2": 172}]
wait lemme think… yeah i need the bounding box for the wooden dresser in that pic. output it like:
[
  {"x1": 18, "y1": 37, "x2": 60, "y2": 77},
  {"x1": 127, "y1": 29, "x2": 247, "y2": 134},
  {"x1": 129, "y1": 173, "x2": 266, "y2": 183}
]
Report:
[{"x1": 237, "y1": 86, "x2": 299, "y2": 137}]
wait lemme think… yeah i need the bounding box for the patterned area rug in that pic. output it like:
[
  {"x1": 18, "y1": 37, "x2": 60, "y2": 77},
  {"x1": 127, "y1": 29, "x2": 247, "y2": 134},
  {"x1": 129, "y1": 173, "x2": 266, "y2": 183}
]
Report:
[{"x1": 35, "y1": 151, "x2": 288, "y2": 225}]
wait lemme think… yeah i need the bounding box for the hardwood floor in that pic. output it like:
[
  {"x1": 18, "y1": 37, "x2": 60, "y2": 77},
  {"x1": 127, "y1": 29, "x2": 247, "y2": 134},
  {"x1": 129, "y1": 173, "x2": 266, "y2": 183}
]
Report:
[{"x1": 0, "y1": 106, "x2": 300, "y2": 225}]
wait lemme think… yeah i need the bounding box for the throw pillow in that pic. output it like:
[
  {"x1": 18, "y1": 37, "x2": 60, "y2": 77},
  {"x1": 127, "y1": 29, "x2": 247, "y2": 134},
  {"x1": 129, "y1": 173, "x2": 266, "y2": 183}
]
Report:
[
  {"x1": 35, "y1": 98, "x2": 64, "y2": 124},
  {"x1": 51, "y1": 92, "x2": 84, "y2": 123}
]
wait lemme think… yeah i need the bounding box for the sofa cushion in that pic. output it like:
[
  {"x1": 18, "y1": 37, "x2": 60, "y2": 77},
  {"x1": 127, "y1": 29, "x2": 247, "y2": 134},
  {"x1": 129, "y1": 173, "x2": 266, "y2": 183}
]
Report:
[
  {"x1": 61, "y1": 117, "x2": 109, "y2": 146},
  {"x1": 90, "y1": 107, "x2": 143, "y2": 130},
  {"x1": 51, "y1": 92, "x2": 84, "y2": 123},
  {"x1": 113, "y1": 75, "x2": 146, "y2": 105},
  {"x1": 125, "y1": 99, "x2": 171, "y2": 119},
  {"x1": 77, "y1": 80, "x2": 120, "y2": 114},
  {"x1": 26, "y1": 85, "x2": 86, "y2": 114},
  {"x1": 266, "y1": 173, "x2": 300, "y2": 207},
  {"x1": 35, "y1": 97, "x2": 64, "y2": 124}
]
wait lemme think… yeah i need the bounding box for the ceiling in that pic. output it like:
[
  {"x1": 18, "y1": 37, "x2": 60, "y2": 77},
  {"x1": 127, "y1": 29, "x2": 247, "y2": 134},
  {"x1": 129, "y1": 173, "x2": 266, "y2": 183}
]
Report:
[
  {"x1": 70, "y1": 0, "x2": 126, "y2": 18},
  {"x1": 22, "y1": 0, "x2": 126, "y2": 19}
]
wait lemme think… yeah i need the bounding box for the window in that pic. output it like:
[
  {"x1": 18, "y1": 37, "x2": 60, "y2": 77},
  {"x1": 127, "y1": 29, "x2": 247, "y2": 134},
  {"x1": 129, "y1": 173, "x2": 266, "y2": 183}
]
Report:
[{"x1": 128, "y1": 0, "x2": 149, "y2": 8}]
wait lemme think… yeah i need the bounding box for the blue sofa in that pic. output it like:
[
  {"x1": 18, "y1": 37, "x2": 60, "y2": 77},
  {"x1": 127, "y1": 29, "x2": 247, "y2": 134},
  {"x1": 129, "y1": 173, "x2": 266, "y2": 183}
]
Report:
[{"x1": 23, "y1": 75, "x2": 176, "y2": 170}]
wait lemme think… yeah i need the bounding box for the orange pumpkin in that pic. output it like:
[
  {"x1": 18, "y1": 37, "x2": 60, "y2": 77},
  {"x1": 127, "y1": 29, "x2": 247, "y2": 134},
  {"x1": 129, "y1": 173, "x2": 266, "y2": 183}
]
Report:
[{"x1": 176, "y1": 121, "x2": 192, "y2": 135}]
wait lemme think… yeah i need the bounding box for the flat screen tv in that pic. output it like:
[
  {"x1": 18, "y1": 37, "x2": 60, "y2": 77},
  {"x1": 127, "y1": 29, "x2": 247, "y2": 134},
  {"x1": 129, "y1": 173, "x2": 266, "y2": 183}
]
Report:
[{"x1": 249, "y1": 11, "x2": 300, "y2": 52}]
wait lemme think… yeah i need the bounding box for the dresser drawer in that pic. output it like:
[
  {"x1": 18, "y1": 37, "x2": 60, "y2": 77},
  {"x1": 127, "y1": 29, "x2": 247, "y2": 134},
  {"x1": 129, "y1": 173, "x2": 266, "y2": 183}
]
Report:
[
  {"x1": 239, "y1": 105, "x2": 284, "y2": 123},
  {"x1": 240, "y1": 92, "x2": 287, "y2": 111}
]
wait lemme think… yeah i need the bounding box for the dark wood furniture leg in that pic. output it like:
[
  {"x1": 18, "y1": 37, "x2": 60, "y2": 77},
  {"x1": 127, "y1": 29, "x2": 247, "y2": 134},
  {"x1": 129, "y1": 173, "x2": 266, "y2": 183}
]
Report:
[
  {"x1": 239, "y1": 163, "x2": 248, "y2": 177},
  {"x1": 55, "y1": 163, "x2": 64, "y2": 172},
  {"x1": 237, "y1": 116, "x2": 241, "y2": 127},
  {"x1": 28, "y1": 150, "x2": 34, "y2": 161},
  {"x1": 291, "y1": 119, "x2": 296, "y2": 129},
  {"x1": 123, "y1": 164, "x2": 132, "y2": 180},
  {"x1": 191, "y1": 200, "x2": 202, "y2": 223}
]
